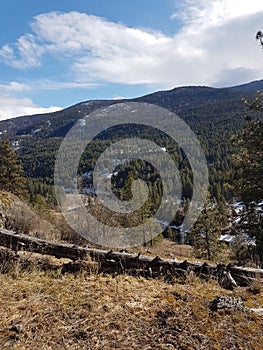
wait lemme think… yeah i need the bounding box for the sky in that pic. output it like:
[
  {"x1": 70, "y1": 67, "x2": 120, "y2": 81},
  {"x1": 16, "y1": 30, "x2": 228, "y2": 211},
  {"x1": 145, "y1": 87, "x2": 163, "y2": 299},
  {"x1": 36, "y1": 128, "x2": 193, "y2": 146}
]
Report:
[{"x1": 0, "y1": 0, "x2": 263, "y2": 120}]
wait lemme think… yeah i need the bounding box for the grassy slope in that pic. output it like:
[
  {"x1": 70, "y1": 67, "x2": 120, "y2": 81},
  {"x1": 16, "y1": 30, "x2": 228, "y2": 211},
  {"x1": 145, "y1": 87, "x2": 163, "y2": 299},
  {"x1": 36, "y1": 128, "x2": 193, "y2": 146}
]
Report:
[{"x1": 0, "y1": 265, "x2": 263, "y2": 350}]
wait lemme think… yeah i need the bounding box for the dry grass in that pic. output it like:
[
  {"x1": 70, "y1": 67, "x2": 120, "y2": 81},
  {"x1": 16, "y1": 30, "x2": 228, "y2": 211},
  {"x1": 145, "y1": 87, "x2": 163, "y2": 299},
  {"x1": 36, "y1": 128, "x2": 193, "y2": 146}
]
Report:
[
  {"x1": 0, "y1": 261, "x2": 262, "y2": 349},
  {"x1": 0, "y1": 191, "x2": 61, "y2": 241},
  {"x1": 139, "y1": 240, "x2": 194, "y2": 260},
  {"x1": 138, "y1": 239, "x2": 232, "y2": 265}
]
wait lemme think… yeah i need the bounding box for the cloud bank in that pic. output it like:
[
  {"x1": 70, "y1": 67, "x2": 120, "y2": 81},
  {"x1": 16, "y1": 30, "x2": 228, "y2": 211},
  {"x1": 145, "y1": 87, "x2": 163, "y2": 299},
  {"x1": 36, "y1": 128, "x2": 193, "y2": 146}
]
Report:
[
  {"x1": 0, "y1": 0, "x2": 263, "y2": 118},
  {"x1": 0, "y1": 82, "x2": 61, "y2": 121}
]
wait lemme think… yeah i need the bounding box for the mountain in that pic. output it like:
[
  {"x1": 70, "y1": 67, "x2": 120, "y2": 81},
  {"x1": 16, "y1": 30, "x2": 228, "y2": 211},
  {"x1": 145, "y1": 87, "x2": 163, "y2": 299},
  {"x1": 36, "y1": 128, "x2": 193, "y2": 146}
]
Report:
[
  {"x1": 1, "y1": 80, "x2": 262, "y2": 139},
  {"x1": 0, "y1": 79, "x2": 262, "y2": 202},
  {"x1": 228, "y1": 79, "x2": 263, "y2": 91}
]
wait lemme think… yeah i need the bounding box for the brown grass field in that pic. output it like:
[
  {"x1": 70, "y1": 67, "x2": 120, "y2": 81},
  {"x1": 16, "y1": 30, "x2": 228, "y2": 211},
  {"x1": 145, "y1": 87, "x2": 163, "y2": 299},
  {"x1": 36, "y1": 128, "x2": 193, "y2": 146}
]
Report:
[{"x1": 0, "y1": 253, "x2": 263, "y2": 350}]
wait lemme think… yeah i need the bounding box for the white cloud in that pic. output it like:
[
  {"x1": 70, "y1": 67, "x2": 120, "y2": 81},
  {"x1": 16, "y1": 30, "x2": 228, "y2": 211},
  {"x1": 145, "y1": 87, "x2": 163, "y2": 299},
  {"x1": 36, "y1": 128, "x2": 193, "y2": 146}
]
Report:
[
  {"x1": 0, "y1": 96, "x2": 61, "y2": 120},
  {"x1": 0, "y1": 78, "x2": 101, "y2": 120},
  {"x1": 0, "y1": 79, "x2": 99, "y2": 92},
  {"x1": 0, "y1": 79, "x2": 100, "y2": 120},
  {"x1": 214, "y1": 67, "x2": 260, "y2": 87},
  {"x1": 31, "y1": 79, "x2": 100, "y2": 90},
  {"x1": 173, "y1": 0, "x2": 263, "y2": 28},
  {"x1": 0, "y1": 81, "x2": 29, "y2": 92},
  {"x1": 0, "y1": 34, "x2": 43, "y2": 69},
  {"x1": 0, "y1": 2, "x2": 263, "y2": 94},
  {"x1": 112, "y1": 96, "x2": 126, "y2": 100},
  {"x1": 0, "y1": 82, "x2": 62, "y2": 120}
]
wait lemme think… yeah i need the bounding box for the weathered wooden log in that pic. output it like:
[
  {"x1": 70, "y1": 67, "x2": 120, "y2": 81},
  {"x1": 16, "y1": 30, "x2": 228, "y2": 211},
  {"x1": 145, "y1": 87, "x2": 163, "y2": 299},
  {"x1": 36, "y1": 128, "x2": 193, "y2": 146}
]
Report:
[
  {"x1": 0, "y1": 228, "x2": 88, "y2": 261},
  {"x1": 0, "y1": 229, "x2": 263, "y2": 286},
  {"x1": 230, "y1": 266, "x2": 263, "y2": 286}
]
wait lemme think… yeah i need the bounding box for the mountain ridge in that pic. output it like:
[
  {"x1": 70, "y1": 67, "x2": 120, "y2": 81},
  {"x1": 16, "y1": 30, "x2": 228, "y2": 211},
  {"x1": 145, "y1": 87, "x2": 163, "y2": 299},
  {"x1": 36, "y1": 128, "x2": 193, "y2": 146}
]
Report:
[
  {"x1": 0, "y1": 78, "x2": 262, "y2": 198},
  {"x1": 1, "y1": 78, "x2": 263, "y2": 138}
]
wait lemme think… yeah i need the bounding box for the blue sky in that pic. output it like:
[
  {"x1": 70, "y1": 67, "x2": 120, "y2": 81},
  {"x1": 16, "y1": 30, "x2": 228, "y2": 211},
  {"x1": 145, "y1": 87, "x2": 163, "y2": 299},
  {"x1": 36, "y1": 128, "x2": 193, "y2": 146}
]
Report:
[{"x1": 0, "y1": 0, "x2": 263, "y2": 120}]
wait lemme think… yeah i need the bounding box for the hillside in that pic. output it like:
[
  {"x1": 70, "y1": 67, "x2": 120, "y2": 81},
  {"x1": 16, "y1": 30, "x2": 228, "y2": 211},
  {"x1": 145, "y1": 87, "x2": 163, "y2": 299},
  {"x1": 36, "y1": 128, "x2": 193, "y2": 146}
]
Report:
[
  {"x1": 0, "y1": 263, "x2": 263, "y2": 349},
  {"x1": 0, "y1": 79, "x2": 262, "y2": 216},
  {"x1": 0, "y1": 81, "x2": 263, "y2": 349},
  {"x1": 1, "y1": 80, "x2": 263, "y2": 139}
]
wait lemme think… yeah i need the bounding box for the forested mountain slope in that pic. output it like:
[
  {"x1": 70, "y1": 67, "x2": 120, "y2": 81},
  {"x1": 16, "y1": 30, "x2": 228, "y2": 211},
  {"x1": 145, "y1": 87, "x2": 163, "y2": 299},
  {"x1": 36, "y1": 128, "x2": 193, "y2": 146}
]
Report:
[
  {"x1": 2, "y1": 79, "x2": 263, "y2": 139},
  {"x1": 0, "y1": 79, "x2": 262, "y2": 202}
]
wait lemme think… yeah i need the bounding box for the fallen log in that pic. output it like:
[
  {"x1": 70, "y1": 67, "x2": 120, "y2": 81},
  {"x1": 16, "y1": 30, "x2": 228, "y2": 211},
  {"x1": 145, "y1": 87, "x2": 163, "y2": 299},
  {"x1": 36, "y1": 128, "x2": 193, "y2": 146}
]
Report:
[
  {"x1": 0, "y1": 228, "x2": 88, "y2": 261},
  {"x1": 0, "y1": 228, "x2": 262, "y2": 286}
]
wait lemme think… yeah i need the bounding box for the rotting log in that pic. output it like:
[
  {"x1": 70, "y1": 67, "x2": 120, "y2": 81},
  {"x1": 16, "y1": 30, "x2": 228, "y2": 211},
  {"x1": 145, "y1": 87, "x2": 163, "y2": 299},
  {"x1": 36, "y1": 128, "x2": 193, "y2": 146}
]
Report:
[{"x1": 0, "y1": 228, "x2": 263, "y2": 286}]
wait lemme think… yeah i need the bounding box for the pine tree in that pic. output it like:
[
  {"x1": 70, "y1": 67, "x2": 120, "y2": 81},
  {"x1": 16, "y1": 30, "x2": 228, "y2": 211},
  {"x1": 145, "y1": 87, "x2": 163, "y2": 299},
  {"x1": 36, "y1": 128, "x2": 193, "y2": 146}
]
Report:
[
  {"x1": 0, "y1": 139, "x2": 28, "y2": 199},
  {"x1": 256, "y1": 30, "x2": 263, "y2": 47},
  {"x1": 231, "y1": 87, "x2": 263, "y2": 263},
  {"x1": 218, "y1": 195, "x2": 228, "y2": 225},
  {"x1": 232, "y1": 119, "x2": 263, "y2": 203},
  {"x1": 235, "y1": 35, "x2": 263, "y2": 262},
  {"x1": 190, "y1": 198, "x2": 223, "y2": 260}
]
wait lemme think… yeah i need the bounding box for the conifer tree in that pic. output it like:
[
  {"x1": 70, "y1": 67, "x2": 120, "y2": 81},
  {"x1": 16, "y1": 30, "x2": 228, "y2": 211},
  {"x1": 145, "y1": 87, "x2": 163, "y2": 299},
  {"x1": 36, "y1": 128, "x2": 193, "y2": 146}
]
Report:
[
  {"x1": 232, "y1": 119, "x2": 263, "y2": 203},
  {"x1": 190, "y1": 198, "x2": 223, "y2": 260},
  {"x1": 0, "y1": 139, "x2": 28, "y2": 199},
  {"x1": 231, "y1": 28, "x2": 263, "y2": 196},
  {"x1": 229, "y1": 33, "x2": 263, "y2": 263},
  {"x1": 231, "y1": 99, "x2": 263, "y2": 262},
  {"x1": 256, "y1": 30, "x2": 263, "y2": 47}
]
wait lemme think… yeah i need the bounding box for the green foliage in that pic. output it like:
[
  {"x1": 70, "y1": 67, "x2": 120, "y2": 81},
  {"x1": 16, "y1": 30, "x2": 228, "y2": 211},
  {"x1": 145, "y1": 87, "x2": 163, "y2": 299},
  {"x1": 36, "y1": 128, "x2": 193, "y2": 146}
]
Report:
[
  {"x1": 190, "y1": 198, "x2": 224, "y2": 260},
  {"x1": 0, "y1": 139, "x2": 28, "y2": 199},
  {"x1": 231, "y1": 91, "x2": 263, "y2": 264},
  {"x1": 217, "y1": 196, "x2": 228, "y2": 225},
  {"x1": 232, "y1": 120, "x2": 263, "y2": 203},
  {"x1": 26, "y1": 177, "x2": 57, "y2": 208},
  {"x1": 256, "y1": 30, "x2": 263, "y2": 47},
  {"x1": 232, "y1": 205, "x2": 262, "y2": 265}
]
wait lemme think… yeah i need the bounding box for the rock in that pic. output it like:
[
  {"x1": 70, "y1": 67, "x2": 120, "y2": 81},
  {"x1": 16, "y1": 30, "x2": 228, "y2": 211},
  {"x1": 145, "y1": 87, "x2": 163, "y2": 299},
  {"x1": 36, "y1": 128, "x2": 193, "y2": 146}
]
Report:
[
  {"x1": 250, "y1": 307, "x2": 263, "y2": 316},
  {"x1": 9, "y1": 322, "x2": 22, "y2": 334},
  {"x1": 210, "y1": 296, "x2": 244, "y2": 312}
]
